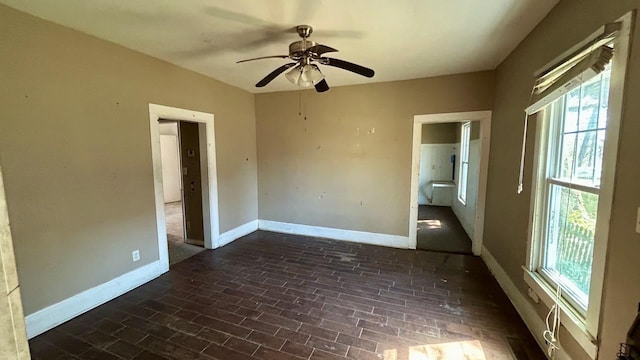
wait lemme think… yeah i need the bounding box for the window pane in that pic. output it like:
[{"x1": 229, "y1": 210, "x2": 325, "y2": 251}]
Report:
[
  {"x1": 598, "y1": 69, "x2": 611, "y2": 129},
  {"x1": 544, "y1": 185, "x2": 598, "y2": 305},
  {"x1": 459, "y1": 163, "x2": 468, "y2": 202},
  {"x1": 458, "y1": 123, "x2": 470, "y2": 204},
  {"x1": 575, "y1": 130, "x2": 598, "y2": 185},
  {"x1": 558, "y1": 131, "x2": 600, "y2": 186},
  {"x1": 461, "y1": 124, "x2": 470, "y2": 162},
  {"x1": 563, "y1": 88, "x2": 580, "y2": 133},
  {"x1": 556, "y1": 66, "x2": 608, "y2": 187},
  {"x1": 578, "y1": 74, "x2": 603, "y2": 131},
  {"x1": 559, "y1": 133, "x2": 576, "y2": 179},
  {"x1": 594, "y1": 130, "x2": 606, "y2": 185}
]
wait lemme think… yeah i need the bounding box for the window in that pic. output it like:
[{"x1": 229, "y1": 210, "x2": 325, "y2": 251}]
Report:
[
  {"x1": 458, "y1": 122, "x2": 470, "y2": 204},
  {"x1": 538, "y1": 67, "x2": 610, "y2": 313},
  {"x1": 518, "y1": 12, "x2": 634, "y2": 359},
  {"x1": 522, "y1": 15, "x2": 631, "y2": 358}
]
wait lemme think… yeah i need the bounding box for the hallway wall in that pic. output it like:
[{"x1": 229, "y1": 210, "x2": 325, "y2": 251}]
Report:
[
  {"x1": 418, "y1": 144, "x2": 455, "y2": 206},
  {"x1": 418, "y1": 123, "x2": 457, "y2": 206}
]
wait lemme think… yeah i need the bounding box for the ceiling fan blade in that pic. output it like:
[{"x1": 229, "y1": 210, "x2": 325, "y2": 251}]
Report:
[
  {"x1": 204, "y1": 6, "x2": 276, "y2": 28},
  {"x1": 308, "y1": 44, "x2": 339, "y2": 56},
  {"x1": 321, "y1": 57, "x2": 375, "y2": 78},
  {"x1": 314, "y1": 79, "x2": 330, "y2": 93},
  {"x1": 237, "y1": 55, "x2": 289, "y2": 63},
  {"x1": 256, "y1": 63, "x2": 297, "y2": 87}
]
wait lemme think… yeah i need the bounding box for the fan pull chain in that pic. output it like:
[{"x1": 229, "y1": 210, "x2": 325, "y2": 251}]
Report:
[{"x1": 297, "y1": 91, "x2": 308, "y2": 120}]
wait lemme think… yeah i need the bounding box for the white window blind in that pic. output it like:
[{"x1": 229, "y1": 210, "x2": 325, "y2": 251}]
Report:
[
  {"x1": 516, "y1": 22, "x2": 620, "y2": 194},
  {"x1": 525, "y1": 46, "x2": 613, "y2": 115}
]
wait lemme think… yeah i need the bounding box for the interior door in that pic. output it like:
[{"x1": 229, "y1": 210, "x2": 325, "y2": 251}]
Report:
[{"x1": 178, "y1": 122, "x2": 205, "y2": 246}]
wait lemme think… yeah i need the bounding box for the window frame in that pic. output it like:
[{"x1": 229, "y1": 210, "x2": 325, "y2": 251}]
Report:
[
  {"x1": 538, "y1": 75, "x2": 609, "y2": 315},
  {"x1": 457, "y1": 122, "x2": 471, "y2": 205},
  {"x1": 523, "y1": 11, "x2": 633, "y2": 359}
]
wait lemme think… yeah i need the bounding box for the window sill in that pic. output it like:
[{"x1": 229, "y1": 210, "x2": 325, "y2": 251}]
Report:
[{"x1": 523, "y1": 269, "x2": 598, "y2": 359}]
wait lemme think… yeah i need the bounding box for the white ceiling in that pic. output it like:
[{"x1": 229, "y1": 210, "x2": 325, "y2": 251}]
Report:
[{"x1": 1, "y1": 0, "x2": 559, "y2": 93}]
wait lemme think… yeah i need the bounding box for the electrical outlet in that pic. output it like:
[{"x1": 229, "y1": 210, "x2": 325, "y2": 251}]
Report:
[
  {"x1": 132, "y1": 250, "x2": 140, "y2": 262},
  {"x1": 636, "y1": 207, "x2": 640, "y2": 234}
]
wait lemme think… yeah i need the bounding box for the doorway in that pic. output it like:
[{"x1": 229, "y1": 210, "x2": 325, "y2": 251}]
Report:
[
  {"x1": 409, "y1": 111, "x2": 492, "y2": 255},
  {"x1": 159, "y1": 121, "x2": 206, "y2": 265},
  {"x1": 149, "y1": 104, "x2": 219, "y2": 272},
  {"x1": 415, "y1": 122, "x2": 478, "y2": 254}
]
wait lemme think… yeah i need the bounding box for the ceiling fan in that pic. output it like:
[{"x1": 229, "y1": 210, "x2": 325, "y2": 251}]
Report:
[{"x1": 237, "y1": 25, "x2": 375, "y2": 93}]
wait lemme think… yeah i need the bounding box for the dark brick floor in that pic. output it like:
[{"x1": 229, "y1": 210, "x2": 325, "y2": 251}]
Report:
[{"x1": 29, "y1": 230, "x2": 544, "y2": 360}]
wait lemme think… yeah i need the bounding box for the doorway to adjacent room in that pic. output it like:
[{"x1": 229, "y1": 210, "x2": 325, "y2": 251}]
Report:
[
  {"x1": 149, "y1": 104, "x2": 219, "y2": 271},
  {"x1": 415, "y1": 121, "x2": 477, "y2": 253},
  {"x1": 159, "y1": 121, "x2": 206, "y2": 265},
  {"x1": 409, "y1": 111, "x2": 492, "y2": 255}
]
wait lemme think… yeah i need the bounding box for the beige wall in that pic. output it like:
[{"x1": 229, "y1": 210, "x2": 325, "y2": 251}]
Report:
[
  {"x1": 484, "y1": 0, "x2": 640, "y2": 359},
  {"x1": 255, "y1": 72, "x2": 494, "y2": 236},
  {"x1": 0, "y1": 165, "x2": 30, "y2": 359},
  {"x1": 0, "y1": 5, "x2": 258, "y2": 314},
  {"x1": 421, "y1": 123, "x2": 457, "y2": 144}
]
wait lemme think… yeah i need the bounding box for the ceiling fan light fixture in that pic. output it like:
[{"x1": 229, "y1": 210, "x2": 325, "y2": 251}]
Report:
[
  {"x1": 285, "y1": 66, "x2": 303, "y2": 85},
  {"x1": 285, "y1": 64, "x2": 324, "y2": 88}
]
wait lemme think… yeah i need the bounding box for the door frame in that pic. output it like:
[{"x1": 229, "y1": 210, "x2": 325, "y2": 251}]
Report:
[
  {"x1": 409, "y1": 111, "x2": 492, "y2": 255},
  {"x1": 149, "y1": 104, "x2": 219, "y2": 271}
]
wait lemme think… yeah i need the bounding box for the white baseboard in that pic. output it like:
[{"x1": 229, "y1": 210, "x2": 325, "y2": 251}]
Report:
[
  {"x1": 218, "y1": 220, "x2": 259, "y2": 247},
  {"x1": 258, "y1": 220, "x2": 410, "y2": 249},
  {"x1": 25, "y1": 260, "x2": 165, "y2": 339},
  {"x1": 481, "y1": 246, "x2": 571, "y2": 360}
]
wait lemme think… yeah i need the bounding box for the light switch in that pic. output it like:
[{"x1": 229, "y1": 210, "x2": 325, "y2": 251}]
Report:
[{"x1": 636, "y1": 207, "x2": 640, "y2": 234}]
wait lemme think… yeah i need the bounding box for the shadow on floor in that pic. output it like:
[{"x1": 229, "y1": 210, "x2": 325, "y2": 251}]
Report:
[{"x1": 417, "y1": 205, "x2": 472, "y2": 254}]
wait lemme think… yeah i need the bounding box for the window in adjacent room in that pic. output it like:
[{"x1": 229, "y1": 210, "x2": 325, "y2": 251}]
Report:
[{"x1": 458, "y1": 122, "x2": 471, "y2": 205}]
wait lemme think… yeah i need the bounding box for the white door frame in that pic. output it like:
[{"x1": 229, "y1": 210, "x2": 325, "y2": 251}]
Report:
[
  {"x1": 409, "y1": 111, "x2": 492, "y2": 255},
  {"x1": 149, "y1": 104, "x2": 219, "y2": 271}
]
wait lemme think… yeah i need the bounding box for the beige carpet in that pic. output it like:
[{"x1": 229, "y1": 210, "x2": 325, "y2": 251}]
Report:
[{"x1": 164, "y1": 201, "x2": 203, "y2": 265}]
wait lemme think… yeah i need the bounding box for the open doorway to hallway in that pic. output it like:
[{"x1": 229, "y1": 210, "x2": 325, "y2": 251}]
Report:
[
  {"x1": 159, "y1": 120, "x2": 205, "y2": 265},
  {"x1": 416, "y1": 121, "x2": 480, "y2": 253},
  {"x1": 410, "y1": 111, "x2": 491, "y2": 255}
]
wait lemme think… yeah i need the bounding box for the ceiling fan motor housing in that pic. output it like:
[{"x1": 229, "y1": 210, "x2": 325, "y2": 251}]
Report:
[{"x1": 289, "y1": 40, "x2": 317, "y2": 60}]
